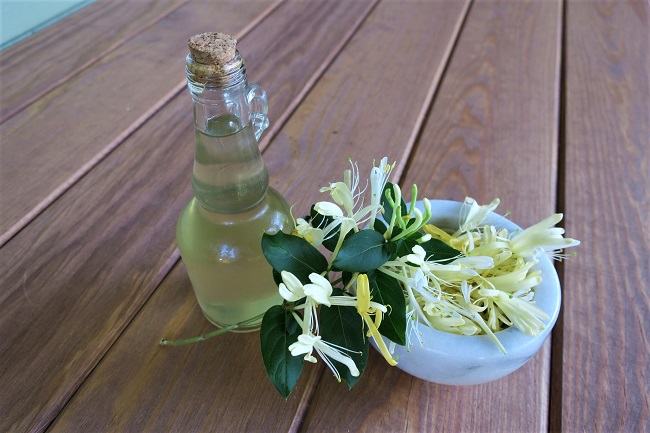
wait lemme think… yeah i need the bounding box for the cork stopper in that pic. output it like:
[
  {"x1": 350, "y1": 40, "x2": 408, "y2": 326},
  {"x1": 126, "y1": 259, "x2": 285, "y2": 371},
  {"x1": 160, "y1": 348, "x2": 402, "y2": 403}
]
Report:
[{"x1": 188, "y1": 32, "x2": 237, "y2": 65}]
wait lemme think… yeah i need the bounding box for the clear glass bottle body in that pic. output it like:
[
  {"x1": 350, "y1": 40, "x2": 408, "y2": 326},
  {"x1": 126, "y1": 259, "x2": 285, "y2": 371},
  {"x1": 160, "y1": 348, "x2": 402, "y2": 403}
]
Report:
[{"x1": 176, "y1": 51, "x2": 292, "y2": 331}]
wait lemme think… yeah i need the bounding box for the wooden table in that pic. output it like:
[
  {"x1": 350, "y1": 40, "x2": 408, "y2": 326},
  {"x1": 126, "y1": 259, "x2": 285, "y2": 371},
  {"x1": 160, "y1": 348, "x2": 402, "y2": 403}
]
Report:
[{"x1": 1, "y1": 1, "x2": 648, "y2": 431}]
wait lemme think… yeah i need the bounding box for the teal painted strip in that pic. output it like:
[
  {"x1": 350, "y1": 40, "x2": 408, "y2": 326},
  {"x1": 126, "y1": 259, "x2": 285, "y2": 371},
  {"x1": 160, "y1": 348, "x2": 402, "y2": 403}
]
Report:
[{"x1": 1, "y1": 0, "x2": 95, "y2": 51}]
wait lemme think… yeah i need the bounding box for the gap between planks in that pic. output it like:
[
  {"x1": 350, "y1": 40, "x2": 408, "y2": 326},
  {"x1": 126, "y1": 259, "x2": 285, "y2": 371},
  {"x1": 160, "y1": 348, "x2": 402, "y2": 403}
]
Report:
[
  {"x1": 396, "y1": 0, "x2": 473, "y2": 184},
  {"x1": 549, "y1": 0, "x2": 568, "y2": 430},
  {"x1": 0, "y1": 0, "x2": 286, "y2": 249}
]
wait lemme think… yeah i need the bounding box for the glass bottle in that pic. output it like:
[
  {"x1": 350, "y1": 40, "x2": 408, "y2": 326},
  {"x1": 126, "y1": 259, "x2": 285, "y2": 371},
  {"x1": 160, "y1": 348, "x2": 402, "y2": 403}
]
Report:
[{"x1": 176, "y1": 33, "x2": 292, "y2": 331}]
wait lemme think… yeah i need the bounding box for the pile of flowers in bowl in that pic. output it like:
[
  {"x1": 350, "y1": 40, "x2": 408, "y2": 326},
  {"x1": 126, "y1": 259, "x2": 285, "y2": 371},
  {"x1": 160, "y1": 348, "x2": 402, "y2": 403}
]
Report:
[{"x1": 257, "y1": 158, "x2": 579, "y2": 396}]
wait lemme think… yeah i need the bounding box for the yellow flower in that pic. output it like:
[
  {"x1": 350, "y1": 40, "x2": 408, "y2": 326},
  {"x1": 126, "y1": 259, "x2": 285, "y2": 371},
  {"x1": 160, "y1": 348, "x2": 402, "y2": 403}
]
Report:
[
  {"x1": 292, "y1": 218, "x2": 324, "y2": 247},
  {"x1": 356, "y1": 274, "x2": 398, "y2": 366}
]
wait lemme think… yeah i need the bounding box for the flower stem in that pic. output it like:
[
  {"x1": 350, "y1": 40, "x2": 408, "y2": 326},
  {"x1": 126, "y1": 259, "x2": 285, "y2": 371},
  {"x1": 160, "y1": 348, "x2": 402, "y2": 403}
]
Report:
[{"x1": 160, "y1": 313, "x2": 265, "y2": 347}]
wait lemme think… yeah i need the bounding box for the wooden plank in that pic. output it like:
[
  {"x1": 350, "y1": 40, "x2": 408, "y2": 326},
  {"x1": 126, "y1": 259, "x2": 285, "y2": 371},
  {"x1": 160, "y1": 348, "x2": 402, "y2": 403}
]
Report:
[
  {"x1": 0, "y1": 1, "x2": 377, "y2": 432},
  {"x1": 263, "y1": 0, "x2": 470, "y2": 208},
  {"x1": 0, "y1": 0, "x2": 276, "y2": 246},
  {"x1": 49, "y1": 262, "x2": 326, "y2": 432},
  {"x1": 0, "y1": 0, "x2": 190, "y2": 123},
  {"x1": 299, "y1": 1, "x2": 562, "y2": 432},
  {"x1": 553, "y1": 1, "x2": 650, "y2": 431}
]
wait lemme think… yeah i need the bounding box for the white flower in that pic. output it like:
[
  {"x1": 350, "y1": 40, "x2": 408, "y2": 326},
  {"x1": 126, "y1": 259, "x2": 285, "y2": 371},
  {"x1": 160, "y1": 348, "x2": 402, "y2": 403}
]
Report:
[
  {"x1": 320, "y1": 182, "x2": 355, "y2": 215},
  {"x1": 314, "y1": 201, "x2": 344, "y2": 218},
  {"x1": 278, "y1": 270, "x2": 305, "y2": 302},
  {"x1": 369, "y1": 157, "x2": 394, "y2": 226},
  {"x1": 303, "y1": 273, "x2": 333, "y2": 306},
  {"x1": 292, "y1": 217, "x2": 324, "y2": 247},
  {"x1": 288, "y1": 333, "x2": 360, "y2": 380},
  {"x1": 457, "y1": 197, "x2": 501, "y2": 234},
  {"x1": 484, "y1": 260, "x2": 540, "y2": 293},
  {"x1": 405, "y1": 245, "x2": 431, "y2": 273},
  {"x1": 510, "y1": 213, "x2": 580, "y2": 258},
  {"x1": 491, "y1": 291, "x2": 550, "y2": 336},
  {"x1": 278, "y1": 271, "x2": 331, "y2": 334},
  {"x1": 370, "y1": 157, "x2": 394, "y2": 204},
  {"x1": 315, "y1": 160, "x2": 383, "y2": 238}
]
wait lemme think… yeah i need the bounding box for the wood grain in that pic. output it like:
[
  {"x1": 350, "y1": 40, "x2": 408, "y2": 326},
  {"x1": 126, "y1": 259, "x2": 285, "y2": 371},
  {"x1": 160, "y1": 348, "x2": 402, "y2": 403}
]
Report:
[
  {"x1": 0, "y1": 0, "x2": 190, "y2": 123},
  {"x1": 264, "y1": 0, "x2": 470, "y2": 214},
  {"x1": 0, "y1": 0, "x2": 273, "y2": 245},
  {"x1": 48, "y1": 261, "x2": 324, "y2": 432},
  {"x1": 554, "y1": 1, "x2": 650, "y2": 431},
  {"x1": 0, "y1": 1, "x2": 376, "y2": 431},
  {"x1": 299, "y1": 1, "x2": 562, "y2": 432}
]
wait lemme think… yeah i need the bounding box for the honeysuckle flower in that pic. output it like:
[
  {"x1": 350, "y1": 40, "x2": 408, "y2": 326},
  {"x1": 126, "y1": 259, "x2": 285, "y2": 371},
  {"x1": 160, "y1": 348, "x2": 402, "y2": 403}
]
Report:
[
  {"x1": 510, "y1": 213, "x2": 581, "y2": 258},
  {"x1": 278, "y1": 271, "x2": 334, "y2": 334},
  {"x1": 400, "y1": 244, "x2": 464, "y2": 275},
  {"x1": 314, "y1": 201, "x2": 344, "y2": 218},
  {"x1": 453, "y1": 255, "x2": 494, "y2": 270},
  {"x1": 456, "y1": 197, "x2": 501, "y2": 235},
  {"x1": 320, "y1": 182, "x2": 355, "y2": 215},
  {"x1": 405, "y1": 245, "x2": 432, "y2": 273},
  {"x1": 303, "y1": 273, "x2": 333, "y2": 306},
  {"x1": 279, "y1": 271, "x2": 316, "y2": 334},
  {"x1": 370, "y1": 157, "x2": 394, "y2": 203},
  {"x1": 491, "y1": 291, "x2": 550, "y2": 336},
  {"x1": 369, "y1": 157, "x2": 395, "y2": 226},
  {"x1": 292, "y1": 217, "x2": 325, "y2": 247},
  {"x1": 484, "y1": 260, "x2": 540, "y2": 293},
  {"x1": 422, "y1": 223, "x2": 454, "y2": 245},
  {"x1": 288, "y1": 332, "x2": 360, "y2": 380},
  {"x1": 356, "y1": 274, "x2": 398, "y2": 366},
  {"x1": 315, "y1": 160, "x2": 383, "y2": 239},
  {"x1": 278, "y1": 270, "x2": 306, "y2": 302}
]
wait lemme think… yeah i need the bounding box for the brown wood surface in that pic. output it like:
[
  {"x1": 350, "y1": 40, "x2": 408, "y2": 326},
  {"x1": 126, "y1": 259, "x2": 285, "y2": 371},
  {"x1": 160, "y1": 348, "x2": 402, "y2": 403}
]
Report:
[
  {"x1": 0, "y1": 0, "x2": 275, "y2": 246},
  {"x1": 0, "y1": 1, "x2": 376, "y2": 432},
  {"x1": 300, "y1": 1, "x2": 561, "y2": 431},
  {"x1": 48, "y1": 261, "x2": 324, "y2": 432},
  {"x1": 0, "y1": 0, "x2": 190, "y2": 122},
  {"x1": 1, "y1": 0, "x2": 648, "y2": 431},
  {"x1": 265, "y1": 0, "x2": 470, "y2": 210},
  {"x1": 555, "y1": 1, "x2": 650, "y2": 431}
]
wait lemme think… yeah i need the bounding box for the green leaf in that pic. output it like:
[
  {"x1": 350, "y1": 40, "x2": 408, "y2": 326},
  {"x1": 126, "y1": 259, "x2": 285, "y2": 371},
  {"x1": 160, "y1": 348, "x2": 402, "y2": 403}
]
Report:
[
  {"x1": 419, "y1": 238, "x2": 462, "y2": 264},
  {"x1": 332, "y1": 230, "x2": 390, "y2": 272},
  {"x1": 385, "y1": 236, "x2": 418, "y2": 261},
  {"x1": 262, "y1": 231, "x2": 329, "y2": 283},
  {"x1": 319, "y1": 304, "x2": 368, "y2": 388},
  {"x1": 373, "y1": 218, "x2": 388, "y2": 235},
  {"x1": 342, "y1": 271, "x2": 355, "y2": 288},
  {"x1": 368, "y1": 270, "x2": 407, "y2": 345},
  {"x1": 272, "y1": 268, "x2": 283, "y2": 286},
  {"x1": 260, "y1": 306, "x2": 303, "y2": 398}
]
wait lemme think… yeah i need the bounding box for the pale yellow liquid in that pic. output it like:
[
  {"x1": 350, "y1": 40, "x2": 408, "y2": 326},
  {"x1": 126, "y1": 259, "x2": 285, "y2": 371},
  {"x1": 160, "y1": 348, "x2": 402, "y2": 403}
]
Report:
[{"x1": 176, "y1": 114, "x2": 292, "y2": 330}]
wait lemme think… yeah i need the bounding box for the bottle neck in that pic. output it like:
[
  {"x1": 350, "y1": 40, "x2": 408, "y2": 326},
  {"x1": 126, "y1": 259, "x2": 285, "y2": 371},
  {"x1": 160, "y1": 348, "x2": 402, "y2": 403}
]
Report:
[
  {"x1": 186, "y1": 51, "x2": 269, "y2": 214},
  {"x1": 191, "y1": 81, "x2": 251, "y2": 135},
  {"x1": 186, "y1": 51, "x2": 251, "y2": 133}
]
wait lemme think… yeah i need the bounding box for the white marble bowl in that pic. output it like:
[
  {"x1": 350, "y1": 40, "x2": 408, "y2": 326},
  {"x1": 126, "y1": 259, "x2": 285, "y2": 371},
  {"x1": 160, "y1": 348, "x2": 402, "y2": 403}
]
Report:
[{"x1": 374, "y1": 200, "x2": 561, "y2": 386}]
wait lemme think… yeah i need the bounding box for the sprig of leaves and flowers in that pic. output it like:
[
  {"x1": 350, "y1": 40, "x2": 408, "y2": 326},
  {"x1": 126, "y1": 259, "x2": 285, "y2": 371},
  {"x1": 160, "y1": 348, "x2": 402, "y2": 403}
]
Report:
[
  {"x1": 161, "y1": 156, "x2": 579, "y2": 398},
  {"x1": 257, "y1": 157, "x2": 579, "y2": 397}
]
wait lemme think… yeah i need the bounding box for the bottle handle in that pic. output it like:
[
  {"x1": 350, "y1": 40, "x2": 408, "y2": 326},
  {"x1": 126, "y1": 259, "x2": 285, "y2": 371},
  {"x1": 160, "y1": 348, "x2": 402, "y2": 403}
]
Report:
[{"x1": 247, "y1": 83, "x2": 269, "y2": 141}]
